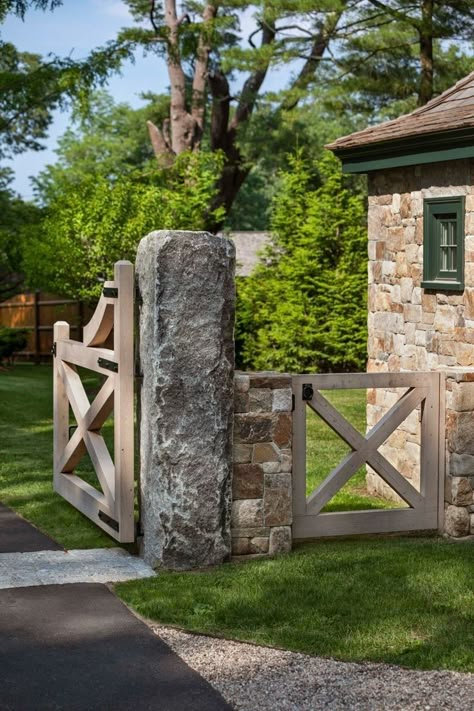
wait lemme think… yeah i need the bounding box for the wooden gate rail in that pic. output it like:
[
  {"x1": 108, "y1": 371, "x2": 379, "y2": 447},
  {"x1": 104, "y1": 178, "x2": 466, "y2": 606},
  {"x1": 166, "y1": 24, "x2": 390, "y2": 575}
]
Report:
[
  {"x1": 53, "y1": 261, "x2": 135, "y2": 542},
  {"x1": 292, "y1": 371, "x2": 444, "y2": 539}
]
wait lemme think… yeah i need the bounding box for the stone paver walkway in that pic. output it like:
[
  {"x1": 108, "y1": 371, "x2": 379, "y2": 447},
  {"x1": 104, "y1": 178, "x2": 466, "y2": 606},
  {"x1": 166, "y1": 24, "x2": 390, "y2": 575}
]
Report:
[{"x1": 0, "y1": 547, "x2": 155, "y2": 589}]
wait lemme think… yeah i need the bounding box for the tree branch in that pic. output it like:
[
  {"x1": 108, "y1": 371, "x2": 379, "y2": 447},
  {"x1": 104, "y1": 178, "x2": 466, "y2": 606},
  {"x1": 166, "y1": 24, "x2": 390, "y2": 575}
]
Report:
[
  {"x1": 230, "y1": 16, "x2": 276, "y2": 131},
  {"x1": 191, "y1": 3, "x2": 218, "y2": 146}
]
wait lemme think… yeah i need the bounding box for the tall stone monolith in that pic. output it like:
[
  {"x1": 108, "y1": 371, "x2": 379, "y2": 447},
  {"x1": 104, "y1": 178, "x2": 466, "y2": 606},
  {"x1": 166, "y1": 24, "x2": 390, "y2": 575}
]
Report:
[{"x1": 136, "y1": 231, "x2": 235, "y2": 569}]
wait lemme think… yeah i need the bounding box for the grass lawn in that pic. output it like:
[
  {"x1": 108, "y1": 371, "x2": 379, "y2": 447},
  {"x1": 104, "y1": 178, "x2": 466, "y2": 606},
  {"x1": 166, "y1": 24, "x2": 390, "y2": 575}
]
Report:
[
  {"x1": 306, "y1": 389, "x2": 401, "y2": 511},
  {"x1": 116, "y1": 536, "x2": 474, "y2": 673},
  {"x1": 0, "y1": 363, "x2": 121, "y2": 549}
]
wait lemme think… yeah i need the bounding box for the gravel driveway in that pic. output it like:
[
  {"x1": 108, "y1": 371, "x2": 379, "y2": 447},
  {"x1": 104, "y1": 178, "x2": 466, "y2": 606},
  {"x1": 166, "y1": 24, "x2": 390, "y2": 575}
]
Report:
[{"x1": 153, "y1": 625, "x2": 474, "y2": 710}]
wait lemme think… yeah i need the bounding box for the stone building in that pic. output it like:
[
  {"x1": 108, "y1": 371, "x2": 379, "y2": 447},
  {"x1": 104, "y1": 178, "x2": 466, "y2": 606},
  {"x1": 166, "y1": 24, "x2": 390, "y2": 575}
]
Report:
[{"x1": 327, "y1": 71, "x2": 474, "y2": 537}]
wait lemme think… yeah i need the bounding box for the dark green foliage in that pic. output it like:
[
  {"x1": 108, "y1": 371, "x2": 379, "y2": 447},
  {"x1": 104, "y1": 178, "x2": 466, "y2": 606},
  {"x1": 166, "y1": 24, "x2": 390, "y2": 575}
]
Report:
[
  {"x1": 0, "y1": 169, "x2": 43, "y2": 299},
  {"x1": 237, "y1": 151, "x2": 367, "y2": 373},
  {"x1": 0, "y1": 326, "x2": 28, "y2": 364},
  {"x1": 24, "y1": 151, "x2": 225, "y2": 302}
]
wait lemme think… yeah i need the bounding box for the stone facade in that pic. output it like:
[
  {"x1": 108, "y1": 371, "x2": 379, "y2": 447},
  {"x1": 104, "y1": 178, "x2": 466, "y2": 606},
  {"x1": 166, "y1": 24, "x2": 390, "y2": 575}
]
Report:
[
  {"x1": 367, "y1": 159, "x2": 474, "y2": 534},
  {"x1": 231, "y1": 372, "x2": 293, "y2": 557}
]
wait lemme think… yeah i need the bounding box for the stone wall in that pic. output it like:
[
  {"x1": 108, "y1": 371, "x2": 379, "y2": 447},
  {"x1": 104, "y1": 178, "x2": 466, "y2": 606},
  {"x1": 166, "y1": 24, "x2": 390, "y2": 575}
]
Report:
[
  {"x1": 367, "y1": 158, "x2": 474, "y2": 533},
  {"x1": 231, "y1": 372, "x2": 293, "y2": 557},
  {"x1": 445, "y1": 370, "x2": 474, "y2": 537}
]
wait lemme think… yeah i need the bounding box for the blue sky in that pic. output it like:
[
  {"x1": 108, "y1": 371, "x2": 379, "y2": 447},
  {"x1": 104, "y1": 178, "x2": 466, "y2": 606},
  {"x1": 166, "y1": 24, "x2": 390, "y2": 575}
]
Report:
[
  {"x1": 3, "y1": 0, "x2": 170, "y2": 197},
  {"x1": 3, "y1": 0, "x2": 293, "y2": 199}
]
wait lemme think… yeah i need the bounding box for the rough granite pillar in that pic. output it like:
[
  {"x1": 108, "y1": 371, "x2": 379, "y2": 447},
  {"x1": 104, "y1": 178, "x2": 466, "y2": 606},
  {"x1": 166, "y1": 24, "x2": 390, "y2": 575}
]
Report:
[{"x1": 136, "y1": 231, "x2": 235, "y2": 570}]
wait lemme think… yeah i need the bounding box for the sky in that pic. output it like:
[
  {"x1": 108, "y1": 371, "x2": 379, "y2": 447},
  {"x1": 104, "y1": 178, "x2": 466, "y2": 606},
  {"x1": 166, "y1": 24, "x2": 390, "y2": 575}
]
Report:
[
  {"x1": 3, "y1": 0, "x2": 292, "y2": 199},
  {"x1": 2, "y1": 0, "x2": 176, "y2": 198}
]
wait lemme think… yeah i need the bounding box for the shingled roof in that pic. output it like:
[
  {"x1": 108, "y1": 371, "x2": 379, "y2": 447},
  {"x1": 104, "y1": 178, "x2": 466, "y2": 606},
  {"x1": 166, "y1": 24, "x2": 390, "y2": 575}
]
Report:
[{"x1": 327, "y1": 72, "x2": 474, "y2": 173}]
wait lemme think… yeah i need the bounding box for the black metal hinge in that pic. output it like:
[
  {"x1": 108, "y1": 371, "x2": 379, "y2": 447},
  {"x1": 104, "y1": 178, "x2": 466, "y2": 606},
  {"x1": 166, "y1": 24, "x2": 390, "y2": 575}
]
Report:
[
  {"x1": 98, "y1": 357, "x2": 119, "y2": 373},
  {"x1": 103, "y1": 287, "x2": 118, "y2": 298},
  {"x1": 302, "y1": 383, "x2": 314, "y2": 401},
  {"x1": 291, "y1": 394, "x2": 295, "y2": 411},
  {"x1": 50, "y1": 342, "x2": 56, "y2": 357},
  {"x1": 98, "y1": 510, "x2": 119, "y2": 532}
]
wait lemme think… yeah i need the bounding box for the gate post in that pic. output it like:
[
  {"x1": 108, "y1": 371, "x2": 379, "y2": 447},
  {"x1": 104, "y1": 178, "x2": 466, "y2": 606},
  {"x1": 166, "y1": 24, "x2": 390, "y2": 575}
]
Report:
[{"x1": 136, "y1": 231, "x2": 235, "y2": 570}]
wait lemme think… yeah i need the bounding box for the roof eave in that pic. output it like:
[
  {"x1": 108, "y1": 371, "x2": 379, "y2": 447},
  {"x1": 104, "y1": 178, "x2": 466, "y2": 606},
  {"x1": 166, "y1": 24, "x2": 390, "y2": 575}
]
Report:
[{"x1": 329, "y1": 127, "x2": 474, "y2": 174}]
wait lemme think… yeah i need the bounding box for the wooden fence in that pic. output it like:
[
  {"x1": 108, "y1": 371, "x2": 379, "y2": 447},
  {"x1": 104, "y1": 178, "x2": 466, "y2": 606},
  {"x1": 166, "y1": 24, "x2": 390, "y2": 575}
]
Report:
[{"x1": 0, "y1": 292, "x2": 92, "y2": 362}]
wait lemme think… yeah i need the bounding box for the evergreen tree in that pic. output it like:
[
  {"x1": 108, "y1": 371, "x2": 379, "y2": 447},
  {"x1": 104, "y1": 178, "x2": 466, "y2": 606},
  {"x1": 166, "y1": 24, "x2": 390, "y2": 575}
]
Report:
[{"x1": 237, "y1": 151, "x2": 367, "y2": 372}]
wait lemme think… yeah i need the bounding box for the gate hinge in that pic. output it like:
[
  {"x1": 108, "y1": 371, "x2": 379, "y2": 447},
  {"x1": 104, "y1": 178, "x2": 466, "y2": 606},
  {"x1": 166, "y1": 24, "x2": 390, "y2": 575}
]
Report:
[
  {"x1": 98, "y1": 510, "x2": 119, "y2": 532},
  {"x1": 51, "y1": 342, "x2": 56, "y2": 357},
  {"x1": 103, "y1": 287, "x2": 118, "y2": 298},
  {"x1": 98, "y1": 357, "x2": 119, "y2": 373},
  {"x1": 292, "y1": 394, "x2": 295, "y2": 411},
  {"x1": 302, "y1": 383, "x2": 314, "y2": 401}
]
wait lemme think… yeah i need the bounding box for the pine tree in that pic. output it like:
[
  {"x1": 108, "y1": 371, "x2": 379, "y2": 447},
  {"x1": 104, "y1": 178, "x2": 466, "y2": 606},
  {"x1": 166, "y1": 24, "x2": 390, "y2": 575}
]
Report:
[{"x1": 237, "y1": 151, "x2": 367, "y2": 372}]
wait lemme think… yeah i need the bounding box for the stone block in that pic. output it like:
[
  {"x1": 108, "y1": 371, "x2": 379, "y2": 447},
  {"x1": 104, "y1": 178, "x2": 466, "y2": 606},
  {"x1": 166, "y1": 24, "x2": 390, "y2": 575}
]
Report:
[
  {"x1": 137, "y1": 230, "x2": 234, "y2": 570},
  {"x1": 444, "y1": 505, "x2": 470, "y2": 538},
  {"x1": 264, "y1": 473, "x2": 292, "y2": 526},
  {"x1": 252, "y1": 442, "x2": 280, "y2": 463},
  {"x1": 464, "y1": 289, "x2": 474, "y2": 319},
  {"x1": 262, "y1": 462, "x2": 281, "y2": 474},
  {"x1": 404, "y1": 304, "x2": 422, "y2": 323},
  {"x1": 382, "y1": 260, "x2": 395, "y2": 278},
  {"x1": 395, "y1": 253, "x2": 409, "y2": 278},
  {"x1": 452, "y1": 382, "x2": 474, "y2": 411},
  {"x1": 449, "y1": 453, "x2": 474, "y2": 477},
  {"x1": 447, "y1": 411, "x2": 474, "y2": 455},
  {"x1": 249, "y1": 373, "x2": 291, "y2": 389},
  {"x1": 434, "y1": 306, "x2": 456, "y2": 333},
  {"x1": 400, "y1": 277, "x2": 413, "y2": 303},
  {"x1": 235, "y1": 374, "x2": 250, "y2": 392},
  {"x1": 421, "y1": 293, "x2": 437, "y2": 313},
  {"x1": 233, "y1": 464, "x2": 264, "y2": 499},
  {"x1": 234, "y1": 391, "x2": 249, "y2": 413},
  {"x1": 392, "y1": 193, "x2": 400, "y2": 213},
  {"x1": 451, "y1": 477, "x2": 473, "y2": 506},
  {"x1": 232, "y1": 538, "x2": 250, "y2": 555},
  {"x1": 273, "y1": 413, "x2": 292, "y2": 448},
  {"x1": 269, "y1": 526, "x2": 292, "y2": 555},
  {"x1": 405, "y1": 244, "x2": 419, "y2": 264},
  {"x1": 233, "y1": 444, "x2": 252, "y2": 464},
  {"x1": 231, "y1": 527, "x2": 270, "y2": 538},
  {"x1": 373, "y1": 312, "x2": 404, "y2": 333},
  {"x1": 249, "y1": 388, "x2": 273, "y2": 412},
  {"x1": 249, "y1": 537, "x2": 269, "y2": 554},
  {"x1": 234, "y1": 414, "x2": 273, "y2": 443},
  {"x1": 272, "y1": 388, "x2": 293, "y2": 412},
  {"x1": 280, "y1": 450, "x2": 292, "y2": 473},
  {"x1": 400, "y1": 192, "x2": 411, "y2": 218},
  {"x1": 231, "y1": 499, "x2": 264, "y2": 528},
  {"x1": 412, "y1": 287, "x2": 422, "y2": 305}
]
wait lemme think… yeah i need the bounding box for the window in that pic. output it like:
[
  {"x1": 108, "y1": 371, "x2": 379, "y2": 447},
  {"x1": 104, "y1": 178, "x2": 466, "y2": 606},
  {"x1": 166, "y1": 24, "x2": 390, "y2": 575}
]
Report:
[{"x1": 422, "y1": 196, "x2": 465, "y2": 291}]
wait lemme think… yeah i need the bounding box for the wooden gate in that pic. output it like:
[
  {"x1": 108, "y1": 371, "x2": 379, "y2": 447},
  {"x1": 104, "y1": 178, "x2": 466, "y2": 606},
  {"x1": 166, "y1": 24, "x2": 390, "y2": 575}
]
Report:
[
  {"x1": 292, "y1": 372, "x2": 444, "y2": 539},
  {"x1": 52, "y1": 261, "x2": 135, "y2": 542}
]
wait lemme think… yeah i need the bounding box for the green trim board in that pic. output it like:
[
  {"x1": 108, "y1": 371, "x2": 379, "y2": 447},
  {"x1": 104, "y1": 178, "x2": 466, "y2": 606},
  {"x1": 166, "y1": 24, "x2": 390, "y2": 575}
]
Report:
[
  {"x1": 422, "y1": 196, "x2": 465, "y2": 292},
  {"x1": 332, "y1": 128, "x2": 474, "y2": 174}
]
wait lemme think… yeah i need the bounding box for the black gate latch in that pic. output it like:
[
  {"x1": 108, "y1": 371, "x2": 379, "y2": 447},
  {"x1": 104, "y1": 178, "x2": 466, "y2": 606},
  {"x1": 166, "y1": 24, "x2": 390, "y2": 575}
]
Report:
[{"x1": 302, "y1": 383, "x2": 314, "y2": 401}]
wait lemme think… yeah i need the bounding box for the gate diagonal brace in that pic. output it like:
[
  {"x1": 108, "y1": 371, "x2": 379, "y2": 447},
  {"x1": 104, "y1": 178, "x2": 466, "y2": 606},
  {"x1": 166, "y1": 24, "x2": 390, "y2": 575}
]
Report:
[{"x1": 305, "y1": 388, "x2": 426, "y2": 515}]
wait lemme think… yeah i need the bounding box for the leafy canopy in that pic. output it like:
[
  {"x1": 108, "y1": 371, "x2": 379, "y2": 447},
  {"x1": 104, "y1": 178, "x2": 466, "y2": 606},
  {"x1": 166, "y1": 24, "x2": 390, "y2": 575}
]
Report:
[{"x1": 24, "y1": 151, "x2": 225, "y2": 302}]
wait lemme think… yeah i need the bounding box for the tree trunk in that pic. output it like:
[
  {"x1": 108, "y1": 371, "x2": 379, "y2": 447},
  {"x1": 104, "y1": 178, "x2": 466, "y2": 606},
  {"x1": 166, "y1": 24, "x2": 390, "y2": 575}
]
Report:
[{"x1": 418, "y1": 0, "x2": 434, "y2": 105}]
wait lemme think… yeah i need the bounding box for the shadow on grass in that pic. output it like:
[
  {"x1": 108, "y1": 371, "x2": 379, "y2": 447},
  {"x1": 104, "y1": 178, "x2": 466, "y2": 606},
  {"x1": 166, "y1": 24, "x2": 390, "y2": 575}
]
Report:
[{"x1": 116, "y1": 537, "x2": 474, "y2": 673}]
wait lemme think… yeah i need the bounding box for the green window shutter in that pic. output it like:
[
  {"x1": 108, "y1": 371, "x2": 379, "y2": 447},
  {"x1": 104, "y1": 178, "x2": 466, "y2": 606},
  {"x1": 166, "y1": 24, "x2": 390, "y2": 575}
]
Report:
[{"x1": 421, "y1": 196, "x2": 465, "y2": 292}]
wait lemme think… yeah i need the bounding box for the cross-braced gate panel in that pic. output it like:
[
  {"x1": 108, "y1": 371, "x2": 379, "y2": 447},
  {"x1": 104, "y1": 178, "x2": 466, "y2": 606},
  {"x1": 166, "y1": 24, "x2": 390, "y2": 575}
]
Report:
[
  {"x1": 53, "y1": 261, "x2": 134, "y2": 542},
  {"x1": 292, "y1": 372, "x2": 443, "y2": 538}
]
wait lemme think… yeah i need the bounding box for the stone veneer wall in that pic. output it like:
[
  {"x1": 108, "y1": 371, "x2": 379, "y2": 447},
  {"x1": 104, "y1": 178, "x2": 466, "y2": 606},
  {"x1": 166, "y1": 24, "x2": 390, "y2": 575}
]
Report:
[
  {"x1": 231, "y1": 372, "x2": 293, "y2": 557},
  {"x1": 367, "y1": 158, "x2": 474, "y2": 535}
]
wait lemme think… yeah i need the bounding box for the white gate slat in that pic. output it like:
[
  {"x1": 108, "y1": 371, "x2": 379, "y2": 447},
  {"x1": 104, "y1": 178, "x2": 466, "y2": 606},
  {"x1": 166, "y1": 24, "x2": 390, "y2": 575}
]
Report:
[
  {"x1": 53, "y1": 261, "x2": 135, "y2": 543},
  {"x1": 293, "y1": 371, "x2": 441, "y2": 538}
]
